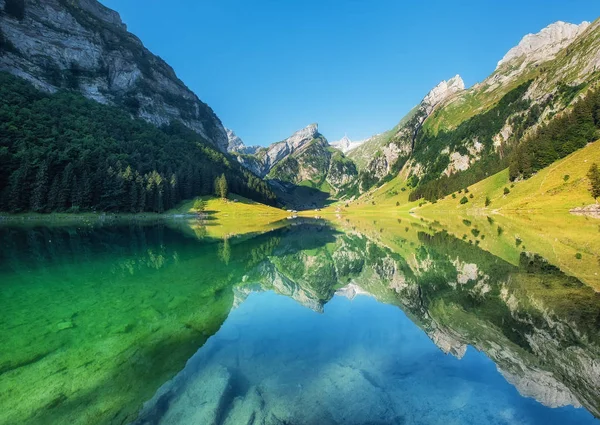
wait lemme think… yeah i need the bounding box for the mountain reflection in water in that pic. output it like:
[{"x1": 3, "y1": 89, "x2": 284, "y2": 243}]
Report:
[{"x1": 0, "y1": 218, "x2": 598, "y2": 425}]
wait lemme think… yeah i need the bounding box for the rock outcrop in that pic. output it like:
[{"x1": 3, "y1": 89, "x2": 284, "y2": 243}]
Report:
[
  {"x1": 421, "y1": 74, "x2": 465, "y2": 114},
  {"x1": 0, "y1": 0, "x2": 228, "y2": 151},
  {"x1": 497, "y1": 21, "x2": 591, "y2": 69}
]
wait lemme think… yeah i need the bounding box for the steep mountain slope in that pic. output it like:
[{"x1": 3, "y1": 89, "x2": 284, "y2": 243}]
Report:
[
  {"x1": 0, "y1": 0, "x2": 228, "y2": 151},
  {"x1": 356, "y1": 19, "x2": 600, "y2": 200},
  {"x1": 0, "y1": 0, "x2": 277, "y2": 212},
  {"x1": 354, "y1": 75, "x2": 465, "y2": 190}
]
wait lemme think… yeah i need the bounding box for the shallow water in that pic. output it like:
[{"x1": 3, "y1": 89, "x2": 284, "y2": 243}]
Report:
[{"x1": 1, "y1": 218, "x2": 599, "y2": 424}]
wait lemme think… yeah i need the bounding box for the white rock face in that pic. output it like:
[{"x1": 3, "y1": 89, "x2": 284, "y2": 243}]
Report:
[
  {"x1": 422, "y1": 75, "x2": 465, "y2": 114},
  {"x1": 0, "y1": 0, "x2": 228, "y2": 151},
  {"x1": 330, "y1": 135, "x2": 367, "y2": 153},
  {"x1": 497, "y1": 21, "x2": 590, "y2": 69},
  {"x1": 226, "y1": 128, "x2": 245, "y2": 152}
]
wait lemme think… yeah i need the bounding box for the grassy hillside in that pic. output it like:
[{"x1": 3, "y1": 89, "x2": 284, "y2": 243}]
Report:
[{"x1": 418, "y1": 140, "x2": 600, "y2": 213}]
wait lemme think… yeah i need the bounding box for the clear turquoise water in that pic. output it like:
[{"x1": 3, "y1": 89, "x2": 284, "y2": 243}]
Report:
[{"x1": 1, "y1": 221, "x2": 599, "y2": 425}]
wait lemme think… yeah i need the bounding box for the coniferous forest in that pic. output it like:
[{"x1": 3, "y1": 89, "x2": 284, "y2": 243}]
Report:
[
  {"x1": 0, "y1": 73, "x2": 277, "y2": 213},
  {"x1": 509, "y1": 88, "x2": 600, "y2": 180}
]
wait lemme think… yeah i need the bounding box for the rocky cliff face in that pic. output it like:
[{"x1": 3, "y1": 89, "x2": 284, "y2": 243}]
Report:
[{"x1": 0, "y1": 0, "x2": 228, "y2": 151}]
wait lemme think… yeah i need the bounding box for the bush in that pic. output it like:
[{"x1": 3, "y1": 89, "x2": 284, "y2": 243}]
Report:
[
  {"x1": 193, "y1": 198, "x2": 205, "y2": 212},
  {"x1": 485, "y1": 196, "x2": 491, "y2": 207},
  {"x1": 460, "y1": 196, "x2": 469, "y2": 204},
  {"x1": 452, "y1": 193, "x2": 457, "y2": 199},
  {"x1": 563, "y1": 175, "x2": 570, "y2": 182},
  {"x1": 396, "y1": 201, "x2": 400, "y2": 206},
  {"x1": 469, "y1": 193, "x2": 474, "y2": 199},
  {"x1": 575, "y1": 253, "x2": 583, "y2": 260},
  {"x1": 503, "y1": 187, "x2": 510, "y2": 195}
]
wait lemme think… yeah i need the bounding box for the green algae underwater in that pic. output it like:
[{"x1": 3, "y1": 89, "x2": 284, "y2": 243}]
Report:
[{"x1": 0, "y1": 217, "x2": 599, "y2": 425}]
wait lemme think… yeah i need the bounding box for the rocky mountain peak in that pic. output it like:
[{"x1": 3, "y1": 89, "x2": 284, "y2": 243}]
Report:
[
  {"x1": 496, "y1": 21, "x2": 590, "y2": 69},
  {"x1": 286, "y1": 123, "x2": 319, "y2": 149},
  {"x1": 226, "y1": 128, "x2": 245, "y2": 152},
  {"x1": 422, "y1": 75, "x2": 465, "y2": 110},
  {"x1": 226, "y1": 128, "x2": 260, "y2": 155}
]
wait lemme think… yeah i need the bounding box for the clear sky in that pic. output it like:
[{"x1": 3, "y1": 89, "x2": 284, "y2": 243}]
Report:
[{"x1": 100, "y1": 0, "x2": 600, "y2": 147}]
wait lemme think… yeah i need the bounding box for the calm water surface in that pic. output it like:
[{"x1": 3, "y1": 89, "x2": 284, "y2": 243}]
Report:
[{"x1": 0, "y1": 218, "x2": 599, "y2": 425}]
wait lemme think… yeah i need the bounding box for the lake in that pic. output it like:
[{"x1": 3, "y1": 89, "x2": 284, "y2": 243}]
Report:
[{"x1": 1, "y1": 216, "x2": 599, "y2": 425}]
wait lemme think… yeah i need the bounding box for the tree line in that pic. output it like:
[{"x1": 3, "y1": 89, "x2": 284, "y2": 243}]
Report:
[{"x1": 0, "y1": 72, "x2": 276, "y2": 213}]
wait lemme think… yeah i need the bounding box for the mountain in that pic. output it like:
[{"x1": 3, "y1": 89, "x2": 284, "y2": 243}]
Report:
[
  {"x1": 0, "y1": 0, "x2": 277, "y2": 212},
  {"x1": 0, "y1": 0, "x2": 228, "y2": 151},
  {"x1": 234, "y1": 124, "x2": 321, "y2": 177},
  {"x1": 232, "y1": 124, "x2": 358, "y2": 207},
  {"x1": 353, "y1": 19, "x2": 600, "y2": 200},
  {"x1": 350, "y1": 75, "x2": 465, "y2": 190},
  {"x1": 226, "y1": 128, "x2": 259, "y2": 154},
  {"x1": 330, "y1": 135, "x2": 366, "y2": 153}
]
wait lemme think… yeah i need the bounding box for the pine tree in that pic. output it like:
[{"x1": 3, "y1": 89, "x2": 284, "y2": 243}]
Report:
[
  {"x1": 588, "y1": 163, "x2": 600, "y2": 203},
  {"x1": 214, "y1": 173, "x2": 228, "y2": 199},
  {"x1": 31, "y1": 162, "x2": 49, "y2": 212}
]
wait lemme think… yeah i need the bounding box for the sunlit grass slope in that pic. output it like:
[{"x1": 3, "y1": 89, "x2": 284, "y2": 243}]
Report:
[{"x1": 419, "y1": 140, "x2": 600, "y2": 213}]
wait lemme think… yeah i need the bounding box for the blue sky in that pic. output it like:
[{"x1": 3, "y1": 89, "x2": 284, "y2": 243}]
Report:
[{"x1": 101, "y1": 0, "x2": 600, "y2": 147}]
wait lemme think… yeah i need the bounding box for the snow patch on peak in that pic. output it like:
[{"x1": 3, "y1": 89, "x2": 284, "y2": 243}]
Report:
[
  {"x1": 330, "y1": 135, "x2": 366, "y2": 154},
  {"x1": 497, "y1": 21, "x2": 590, "y2": 69}
]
